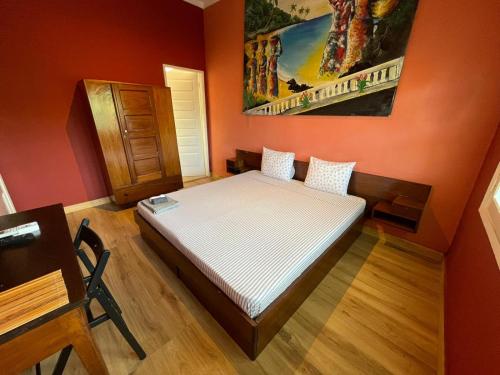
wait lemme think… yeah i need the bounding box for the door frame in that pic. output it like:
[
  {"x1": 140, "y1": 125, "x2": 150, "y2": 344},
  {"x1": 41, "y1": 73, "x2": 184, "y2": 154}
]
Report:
[{"x1": 163, "y1": 64, "x2": 210, "y2": 178}]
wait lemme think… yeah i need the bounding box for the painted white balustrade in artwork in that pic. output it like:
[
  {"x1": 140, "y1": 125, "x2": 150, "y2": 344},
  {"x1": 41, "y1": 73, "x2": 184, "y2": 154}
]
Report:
[{"x1": 246, "y1": 57, "x2": 404, "y2": 115}]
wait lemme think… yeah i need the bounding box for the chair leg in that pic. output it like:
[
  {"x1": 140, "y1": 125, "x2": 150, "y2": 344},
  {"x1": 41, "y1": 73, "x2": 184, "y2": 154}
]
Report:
[
  {"x1": 96, "y1": 292, "x2": 146, "y2": 360},
  {"x1": 85, "y1": 303, "x2": 94, "y2": 324},
  {"x1": 52, "y1": 346, "x2": 72, "y2": 375},
  {"x1": 35, "y1": 362, "x2": 41, "y2": 375}
]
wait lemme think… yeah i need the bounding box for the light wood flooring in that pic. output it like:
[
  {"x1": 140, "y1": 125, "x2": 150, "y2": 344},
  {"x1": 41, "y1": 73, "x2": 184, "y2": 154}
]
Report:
[
  {"x1": 35, "y1": 180, "x2": 443, "y2": 375},
  {"x1": 182, "y1": 176, "x2": 215, "y2": 185}
]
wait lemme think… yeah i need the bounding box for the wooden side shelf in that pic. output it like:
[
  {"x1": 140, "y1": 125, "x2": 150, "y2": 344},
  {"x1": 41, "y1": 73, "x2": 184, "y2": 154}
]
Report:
[
  {"x1": 226, "y1": 158, "x2": 239, "y2": 174},
  {"x1": 226, "y1": 158, "x2": 250, "y2": 175},
  {"x1": 371, "y1": 198, "x2": 425, "y2": 233}
]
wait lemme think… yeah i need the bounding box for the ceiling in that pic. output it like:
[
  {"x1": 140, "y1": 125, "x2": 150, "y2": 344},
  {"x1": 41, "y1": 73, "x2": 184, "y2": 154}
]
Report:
[{"x1": 183, "y1": 0, "x2": 219, "y2": 9}]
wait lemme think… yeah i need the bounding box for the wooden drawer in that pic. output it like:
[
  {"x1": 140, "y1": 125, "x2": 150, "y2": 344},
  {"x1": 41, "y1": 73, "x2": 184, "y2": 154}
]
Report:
[{"x1": 113, "y1": 176, "x2": 183, "y2": 205}]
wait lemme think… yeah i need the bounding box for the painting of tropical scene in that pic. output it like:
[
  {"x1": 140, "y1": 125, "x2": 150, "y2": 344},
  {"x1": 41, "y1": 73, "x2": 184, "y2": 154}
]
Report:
[{"x1": 243, "y1": 0, "x2": 419, "y2": 116}]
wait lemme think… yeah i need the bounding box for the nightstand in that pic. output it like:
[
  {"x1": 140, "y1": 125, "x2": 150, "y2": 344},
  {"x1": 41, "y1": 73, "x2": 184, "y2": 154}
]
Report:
[
  {"x1": 226, "y1": 158, "x2": 251, "y2": 174},
  {"x1": 371, "y1": 196, "x2": 426, "y2": 233}
]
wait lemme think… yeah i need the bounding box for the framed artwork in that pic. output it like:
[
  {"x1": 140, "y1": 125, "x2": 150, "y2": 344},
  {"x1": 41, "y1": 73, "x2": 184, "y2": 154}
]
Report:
[{"x1": 243, "y1": 0, "x2": 419, "y2": 116}]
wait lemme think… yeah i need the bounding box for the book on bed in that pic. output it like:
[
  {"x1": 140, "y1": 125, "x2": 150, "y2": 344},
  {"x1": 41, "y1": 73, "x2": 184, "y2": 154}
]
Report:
[{"x1": 140, "y1": 197, "x2": 179, "y2": 215}]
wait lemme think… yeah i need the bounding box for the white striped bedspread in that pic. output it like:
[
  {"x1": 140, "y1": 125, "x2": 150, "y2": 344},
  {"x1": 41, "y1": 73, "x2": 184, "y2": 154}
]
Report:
[{"x1": 138, "y1": 170, "x2": 366, "y2": 319}]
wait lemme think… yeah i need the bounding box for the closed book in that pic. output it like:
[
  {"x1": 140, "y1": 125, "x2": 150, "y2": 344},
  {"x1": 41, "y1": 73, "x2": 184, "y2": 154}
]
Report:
[{"x1": 140, "y1": 198, "x2": 179, "y2": 215}]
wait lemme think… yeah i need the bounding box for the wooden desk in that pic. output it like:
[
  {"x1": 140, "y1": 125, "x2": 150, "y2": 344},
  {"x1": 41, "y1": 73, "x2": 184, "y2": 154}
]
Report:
[{"x1": 0, "y1": 204, "x2": 109, "y2": 374}]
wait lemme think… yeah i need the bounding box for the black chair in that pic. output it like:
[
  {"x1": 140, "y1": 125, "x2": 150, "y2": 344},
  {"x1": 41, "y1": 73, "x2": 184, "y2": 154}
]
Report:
[{"x1": 51, "y1": 219, "x2": 146, "y2": 374}]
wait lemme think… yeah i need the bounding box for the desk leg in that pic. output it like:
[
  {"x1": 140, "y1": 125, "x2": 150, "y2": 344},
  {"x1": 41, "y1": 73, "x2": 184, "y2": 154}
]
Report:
[
  {"x1": 65, "y1": 307, "x2": 109, "y2": 375},
  {"x1": 0, "y1": 307, "x2": 109, "y2": 375}
]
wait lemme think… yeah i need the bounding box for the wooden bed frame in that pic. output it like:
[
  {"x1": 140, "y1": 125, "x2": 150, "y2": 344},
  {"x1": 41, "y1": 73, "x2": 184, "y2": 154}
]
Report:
[{"x1": 134, "y1": 149, "x2": 430, "y2": 359}]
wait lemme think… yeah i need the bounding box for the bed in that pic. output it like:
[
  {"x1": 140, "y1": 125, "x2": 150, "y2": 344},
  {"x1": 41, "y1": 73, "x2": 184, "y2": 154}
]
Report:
[
  {"x1": 138, "y1": 170, "x2": 365, "y2": 319},
  {"x1": 134, "y1": 150, "x2": 424, "y2": 359}
]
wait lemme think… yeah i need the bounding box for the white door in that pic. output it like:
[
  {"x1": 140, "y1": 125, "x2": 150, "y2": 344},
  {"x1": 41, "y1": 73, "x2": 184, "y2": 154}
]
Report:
[
  {"x1": 164, "y1": 67, "x2": 209, "y2": 178},
  {"x1": 0, "y1": 174, "x2": 15, "y2": 215}
]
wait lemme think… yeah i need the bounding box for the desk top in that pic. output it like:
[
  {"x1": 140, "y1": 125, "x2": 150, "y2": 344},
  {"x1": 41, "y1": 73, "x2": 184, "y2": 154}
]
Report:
[{"x1": 0, "y1": 204, "x2": 86, "y2": 343}]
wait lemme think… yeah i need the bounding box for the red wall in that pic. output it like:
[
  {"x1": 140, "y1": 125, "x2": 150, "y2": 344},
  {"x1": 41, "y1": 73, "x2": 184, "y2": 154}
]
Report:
[
  {"x1": 0, "y1": 0, "x2": 205, "y2": 211},
  {"x1": 203, "y1": 0, "x2": 500, "y2": 251},
  {"x1": 445, "y1": 125, "x2": 500, "y2": 373}
]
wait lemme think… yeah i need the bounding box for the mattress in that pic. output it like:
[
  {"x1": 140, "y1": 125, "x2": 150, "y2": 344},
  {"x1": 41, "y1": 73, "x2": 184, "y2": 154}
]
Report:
[{"x1": 138, "y1": 170, "x2": 365, "y2": 318}]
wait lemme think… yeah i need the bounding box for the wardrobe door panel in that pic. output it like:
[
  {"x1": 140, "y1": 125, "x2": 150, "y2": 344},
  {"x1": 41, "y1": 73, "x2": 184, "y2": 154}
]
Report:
[
  {"x1": 125, "y1": 115, "x2": 155, "y2": 132},
  {"x1": 152, "y1": 86, "x2": 182, "y2": 177},
  {"x1": 83, "y1": 81, "x2": 132, "y2": 188},
  {"x1": 118, "y1": 89, "x2": 152, "y2": 114},
  {"x1": 112, "y1": 84, "x2": 166, "y2": 184},
  {"x1": 129, "y1": 137, "x2": 159, "y2": 159},
  {"x1": 134, "y1": 158, "x2": 162, "y2": 183}
]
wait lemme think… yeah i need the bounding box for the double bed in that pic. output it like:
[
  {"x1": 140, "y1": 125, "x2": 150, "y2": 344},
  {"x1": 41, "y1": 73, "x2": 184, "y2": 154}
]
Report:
[
  {"x1": 138, "y1": 170, "x2": 365, "y2": 319},
  {"x1": 135, "y1": 150, "x2": 373, "y2": 359}
]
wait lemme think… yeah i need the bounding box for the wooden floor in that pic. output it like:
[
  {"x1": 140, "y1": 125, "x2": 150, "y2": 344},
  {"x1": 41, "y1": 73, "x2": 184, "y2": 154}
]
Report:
[
  {"x1": 35, "y1": 180, "x2": 443, "y2": 375},
  {"x1": 182, "y1": 176, "x2": 215, "y2": 184}
]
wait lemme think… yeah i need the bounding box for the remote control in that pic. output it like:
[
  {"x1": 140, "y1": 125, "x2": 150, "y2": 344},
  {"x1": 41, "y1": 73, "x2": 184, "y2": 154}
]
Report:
[
  {"x1": 0, "y1": 233, "x2": 36, "y2": 248},
  {"x1": 0, "y1": 222, "x2": 41, "y2": 239}
]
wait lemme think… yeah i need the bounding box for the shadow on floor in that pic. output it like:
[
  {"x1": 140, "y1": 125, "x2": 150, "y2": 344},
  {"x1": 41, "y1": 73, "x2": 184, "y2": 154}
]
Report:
[{"x1": 255, "y1": 232, "x2": 379, "y2": 374}]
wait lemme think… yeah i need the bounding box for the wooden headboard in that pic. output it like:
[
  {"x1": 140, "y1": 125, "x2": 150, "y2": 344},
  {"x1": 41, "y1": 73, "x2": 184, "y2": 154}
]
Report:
[{"x1": 234, "y1": 149, "x2": 432, "y2": 216}]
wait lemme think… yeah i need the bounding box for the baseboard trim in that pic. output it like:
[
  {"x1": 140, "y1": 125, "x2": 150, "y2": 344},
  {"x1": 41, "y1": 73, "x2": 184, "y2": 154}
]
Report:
[
  {"x1": 64, "y1": 197, "x2": 112, "y2": 214},
  {"x1": 361, "y1": 224, "x2": 444, "y2": 261}
]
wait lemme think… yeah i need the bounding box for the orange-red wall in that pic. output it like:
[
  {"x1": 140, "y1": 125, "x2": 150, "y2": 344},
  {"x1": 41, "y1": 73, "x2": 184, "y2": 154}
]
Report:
[
  {"x1": 204, "y1": 0, "x2": 500, "y2": 251},
  {"x1": 0, "y1": 0, "x2": 205, "y2": 211},
  {"x1": 445, "y1": 125, "x2": 500, "y2": 373}
]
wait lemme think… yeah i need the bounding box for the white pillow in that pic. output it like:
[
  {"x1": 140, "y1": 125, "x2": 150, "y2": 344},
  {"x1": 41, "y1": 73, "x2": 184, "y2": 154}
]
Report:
[
  {"x1": 304, "y1": 157, "x2": 356, "y2": 196},
  {"x1": 261, "y1": 147, "x2": 295, "y2": 181}
]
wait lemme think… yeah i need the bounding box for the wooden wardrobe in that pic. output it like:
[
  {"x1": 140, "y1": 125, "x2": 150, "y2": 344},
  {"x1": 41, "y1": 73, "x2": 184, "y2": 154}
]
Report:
[{"x1": 83, "y1": 80, "x2": 183, "y2": 204}]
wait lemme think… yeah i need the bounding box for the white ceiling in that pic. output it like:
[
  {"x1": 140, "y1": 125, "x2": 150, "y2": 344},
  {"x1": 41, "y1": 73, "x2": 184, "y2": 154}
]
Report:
[{"x1": 183, "y1": 0, "x2": 219, "y2": 9}]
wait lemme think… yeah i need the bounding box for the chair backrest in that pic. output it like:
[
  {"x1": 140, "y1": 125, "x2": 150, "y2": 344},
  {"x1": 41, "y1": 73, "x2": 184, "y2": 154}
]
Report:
[{"x1": 73, "y1": 219, "x2": 110, "y2": 296}]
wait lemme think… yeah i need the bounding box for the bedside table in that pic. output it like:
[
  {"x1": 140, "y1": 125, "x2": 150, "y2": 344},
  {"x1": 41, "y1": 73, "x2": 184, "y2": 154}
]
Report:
[
  {"x1": 371, "y1": 196, "x2": 426, "y2": 233},
  {"x1": 226, "y1": 158, "x2": 251, "y2": 175}
]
